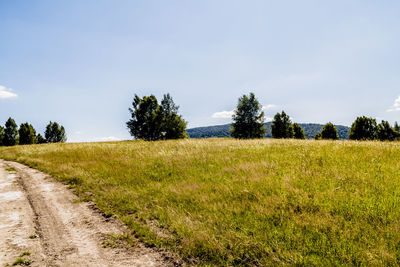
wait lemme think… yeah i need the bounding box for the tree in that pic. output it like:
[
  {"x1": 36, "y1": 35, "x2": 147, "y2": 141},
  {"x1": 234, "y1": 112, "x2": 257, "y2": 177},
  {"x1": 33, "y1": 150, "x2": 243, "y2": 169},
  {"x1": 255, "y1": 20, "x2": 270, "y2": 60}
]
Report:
[
  {"x1": 127, "y1": 95, "x2": 161, "y2": 141},
  {"x1": 127, "y1": 94, "x2": 187, "y2": 141},
  {"x1": 230, "y1": 92, "x2": 266, "y2": 139},
  {"x1": 36, "y1": 133, "x2": 46, "y2": 144},
  {"x1": 45, "y1": 121, "x2": 67, "y2": 143},
  {"x1": 319, "y1": 122, "x2": 339, "y2": 140},
  {"x1": 348, "y1": 116, "x2": 377, "y2": 140},
  {"x1": 3, "y1": 117, "x2": 19, "y2": 146},
  {"x1": 376, "y1": 120, "x2": 396, "y2": 141},
  {"x1": 293, "y1": 123, "x2": 306, "y2": 139},
  {"x1": 271, "y1": 111, "x2": 294, "y2": 138},
  {"x1": 0, "y1": 126, "x2": 4, "y2": 146},
  {"x1": 19, "y1": 123, "x2": 37, "y2": 145},
  {"x1": 159, "y1": 94, "x2": 187, "y2": 139}
]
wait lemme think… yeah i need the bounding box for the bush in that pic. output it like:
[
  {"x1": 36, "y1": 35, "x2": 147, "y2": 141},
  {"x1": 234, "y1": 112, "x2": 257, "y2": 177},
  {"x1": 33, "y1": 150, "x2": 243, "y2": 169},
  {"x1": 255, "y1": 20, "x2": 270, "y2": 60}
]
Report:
[
  {"x1": 319, "y1": 122, "x2": 339, "y2": 140},
  {"x1": 376, "y1": 120, "x2": 397, "y2": 141},
  {"x1": 45, "y1": 121, "x2": 67, "y2": 143},
  {"x1": 271, "y1": 111, "x2": 294, "y2": 139},
  {"x1": 349, "y1": 116, "x2": 377, "y2": 140},
  {"x1": 19, "y1": 123, "x2": 37, "y2": 145},
  {"x1": 293, "y1": 123, "x2": 306, "y2": 139}
]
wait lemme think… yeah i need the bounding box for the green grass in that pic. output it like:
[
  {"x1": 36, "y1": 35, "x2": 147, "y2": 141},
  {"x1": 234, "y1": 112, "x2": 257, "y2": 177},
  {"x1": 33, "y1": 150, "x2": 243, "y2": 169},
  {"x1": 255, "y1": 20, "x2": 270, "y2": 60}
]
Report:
[
  {"x1": 1, "y1": 139, "x2": 400, "y2": 265},
  {"x1": 102, "y1": 233, "x2": 137, "y2": 248},
  {"x1": 5, "y1": 166, "x2": 16, "y2": 172},
  {"x1": 12, "y1": 252, "x2": 31, "y2": 266}
]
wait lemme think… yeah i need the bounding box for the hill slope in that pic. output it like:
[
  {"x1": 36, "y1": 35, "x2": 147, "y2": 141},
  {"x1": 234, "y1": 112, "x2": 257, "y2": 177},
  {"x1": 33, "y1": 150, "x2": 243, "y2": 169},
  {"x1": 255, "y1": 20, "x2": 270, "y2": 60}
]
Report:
[{"x1": 187, "y1": 122, "x2": 350, "y2": 139}]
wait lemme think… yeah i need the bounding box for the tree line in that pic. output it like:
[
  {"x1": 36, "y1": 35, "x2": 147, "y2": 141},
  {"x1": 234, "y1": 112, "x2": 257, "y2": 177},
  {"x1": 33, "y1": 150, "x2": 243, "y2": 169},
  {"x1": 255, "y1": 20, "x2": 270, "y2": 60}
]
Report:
[
  {"x1": 127, "y1": 92, "x2": 400, "y2": 142},
  {"x1": 231, "y1": 93, "x2": 400, "y2": 141},
  {"x1": 0, "y1": 117, "x2": 66, "y2": 146}
]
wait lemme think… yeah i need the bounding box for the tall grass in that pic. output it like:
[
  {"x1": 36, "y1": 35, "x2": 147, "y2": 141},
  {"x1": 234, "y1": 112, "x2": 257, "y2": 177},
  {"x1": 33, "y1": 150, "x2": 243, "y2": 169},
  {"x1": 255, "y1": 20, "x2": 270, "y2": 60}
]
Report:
[{"x1": 1, "y1": 139, "x2": 400, "y2": 265}]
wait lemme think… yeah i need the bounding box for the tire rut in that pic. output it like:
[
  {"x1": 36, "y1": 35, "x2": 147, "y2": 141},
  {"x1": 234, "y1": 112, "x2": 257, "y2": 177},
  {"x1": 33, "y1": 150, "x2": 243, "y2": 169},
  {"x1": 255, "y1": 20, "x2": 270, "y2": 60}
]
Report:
[{"x1": 15, "y1": 166, "x2": 82, "y2": 266}]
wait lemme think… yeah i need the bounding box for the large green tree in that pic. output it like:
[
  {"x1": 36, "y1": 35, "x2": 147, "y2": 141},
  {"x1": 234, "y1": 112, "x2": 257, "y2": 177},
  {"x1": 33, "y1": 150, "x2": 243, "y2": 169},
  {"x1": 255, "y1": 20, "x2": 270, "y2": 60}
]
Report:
[
  {"x1": 349, "y1": 116, "x2": 377, "y2": 140},
  {"x1": 319, "y1": 122, "x2": 339, "y2": 140},
  {"x1": 376, "y1": 120, "x2": 397, "y2": 141},
  {"x1": 230, "y1": 92, "x2": 266, "y2": 139},
  {"x1": 19, "y1": 123, "x2": 37, "y2": 145},
  {"x1": 45, "y1": 121, "x2": 67, "y2": 143},
  {"x1": 127, "y1": 95, "x2": 161, "y2": 141},
  {"x1": 159, "y1": 94, "x2": 187, "y2": 139},
  {"x1": 127, "y1": 94, "x2": 187, "y2": 141},
  {"x1": 293, "y1": 123, "x2": 306, "y2": 139},
  {"x1": 271, "y1": 111, "x2": 294, "y2": 138},
  {"x1": 3, "y1": 117, "x2": 19, "y2": 146}
]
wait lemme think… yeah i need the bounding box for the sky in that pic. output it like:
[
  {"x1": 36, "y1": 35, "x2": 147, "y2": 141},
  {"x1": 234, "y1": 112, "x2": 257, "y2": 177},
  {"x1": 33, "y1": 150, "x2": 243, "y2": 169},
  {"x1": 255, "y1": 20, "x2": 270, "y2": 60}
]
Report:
[{"x1": 1, "y1": 0, "x2": 400, "y2": 142}]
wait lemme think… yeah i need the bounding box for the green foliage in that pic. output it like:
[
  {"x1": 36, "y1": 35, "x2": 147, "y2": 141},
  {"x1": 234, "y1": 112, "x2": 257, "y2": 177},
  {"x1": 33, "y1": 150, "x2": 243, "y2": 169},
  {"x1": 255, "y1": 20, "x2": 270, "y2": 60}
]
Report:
[
  {"x1": 314, "y1": 132, "x2": 322, "y2": 140},
  {"x1": 349, "y1": 116, "x2": 377, "y2": 140},
  {"x1": 0, "y1": 125, "x2": 4, "y2": 146},
  {"x1": 19, "y1": 123, "x2": 37, "y2": 145},
  {"x1": 159, "y1": 94, "x2": 187, "y2": 139},
  {"x1": 394, "y1": 122, "x2": 400, "y2": 140},
  {"x1": 293, "y1": 123, "x2": 306, "y2": 139},
  {"x1": 127, "y1": 94, "x2": 187, "y2": 141},
  {"x1": 127, "y1": 95, "x2": 161, "y2": 141},
  {"x1": 271, "y1": 111, "x2": 294, "y2": 138},
  {"x1": 376, "y1": 120, "x2": 397, "y2": 141},
  {"x1": 45, "y1": 121, "x2": 67, "y2": 143},
  {"x1": 230, "y1": 92, "x2": 266, "y2": 139},
  {"x1": 319, "y1": 122, "x2": 339, "y2": 140},
  {"x1": 36, "y1": 133, "x2": 46, "y2": 144},
  {"x1": 3, "y1": 117, "x2": 19, "y2": 146}
]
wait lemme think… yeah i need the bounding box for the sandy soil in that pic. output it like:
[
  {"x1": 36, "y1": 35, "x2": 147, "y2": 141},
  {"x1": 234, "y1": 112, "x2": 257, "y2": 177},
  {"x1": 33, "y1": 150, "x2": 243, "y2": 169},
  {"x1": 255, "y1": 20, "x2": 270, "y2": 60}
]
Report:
[{"x1": 0, "y1": 159, "x2": 178, "y2": 267}]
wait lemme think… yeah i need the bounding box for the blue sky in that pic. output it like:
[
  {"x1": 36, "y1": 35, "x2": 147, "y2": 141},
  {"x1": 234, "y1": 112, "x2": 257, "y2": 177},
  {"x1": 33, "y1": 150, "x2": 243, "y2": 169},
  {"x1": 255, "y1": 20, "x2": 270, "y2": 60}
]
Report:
[{"x1": 1, "y1": 0, "x2": 400, "y2": 142}]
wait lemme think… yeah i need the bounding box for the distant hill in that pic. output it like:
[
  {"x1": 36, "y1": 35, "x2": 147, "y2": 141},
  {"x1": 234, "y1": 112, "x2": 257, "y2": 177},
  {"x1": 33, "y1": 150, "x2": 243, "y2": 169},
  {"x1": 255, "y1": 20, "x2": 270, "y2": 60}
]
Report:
[{"x1": 187, "y1": 122, "x2": 350, "y2": 139}]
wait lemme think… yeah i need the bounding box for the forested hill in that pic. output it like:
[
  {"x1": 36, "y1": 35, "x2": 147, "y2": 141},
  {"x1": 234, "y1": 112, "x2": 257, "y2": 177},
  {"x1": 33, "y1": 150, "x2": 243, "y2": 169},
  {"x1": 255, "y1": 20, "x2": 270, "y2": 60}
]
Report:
[{"x1": 187, "y1": 123, "x2": 350, "y2": 139}]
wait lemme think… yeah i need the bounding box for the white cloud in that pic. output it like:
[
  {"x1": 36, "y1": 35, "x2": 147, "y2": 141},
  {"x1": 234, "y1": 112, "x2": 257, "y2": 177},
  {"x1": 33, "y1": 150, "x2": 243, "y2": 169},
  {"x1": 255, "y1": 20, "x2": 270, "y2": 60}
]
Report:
[
  {"x1": 387, "y1": 96, "x2": 400, "y2": 112},
  {"x1": 212, "y1": 104, "x2": 277, "y2": 119},
  {"x1": 211, "y1": 110, "x2": 234, "y2": 119},
  {"x1": 0, "y1": 85, "x2": 18, "y2": 99},
  {"x1": 262, "y1": 104, "x2": 277, "y2": 111},
  {"x1": 264, "y1": 116, "x2": 273, "y2": 122}
]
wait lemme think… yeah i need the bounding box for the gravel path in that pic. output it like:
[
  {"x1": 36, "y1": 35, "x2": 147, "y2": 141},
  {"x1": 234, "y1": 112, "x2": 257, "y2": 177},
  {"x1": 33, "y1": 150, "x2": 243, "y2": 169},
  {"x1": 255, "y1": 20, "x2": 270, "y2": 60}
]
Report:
[{"x1": 0, "y1": 159, "x2": 176, "y2": 267}]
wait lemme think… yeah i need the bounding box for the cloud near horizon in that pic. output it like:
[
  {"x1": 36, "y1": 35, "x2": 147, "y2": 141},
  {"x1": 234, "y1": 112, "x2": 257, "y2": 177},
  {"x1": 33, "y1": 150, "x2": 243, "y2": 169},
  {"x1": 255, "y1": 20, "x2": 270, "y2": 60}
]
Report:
[
  {"x1": 212, "y1": 105, "x2": 277, "y2": 119},
  {"x1": 262, "y1": 104, "x2": 277, "y2": 111},
  {"x1": 0, "y1": 85, "x2": 18, "y2": 99},
  {"x1": 387, "y1": 96, "x2": 400, "y2": 112},
  {"x1": 211, "y1": 110, "x2": 234, "y2": 119}
]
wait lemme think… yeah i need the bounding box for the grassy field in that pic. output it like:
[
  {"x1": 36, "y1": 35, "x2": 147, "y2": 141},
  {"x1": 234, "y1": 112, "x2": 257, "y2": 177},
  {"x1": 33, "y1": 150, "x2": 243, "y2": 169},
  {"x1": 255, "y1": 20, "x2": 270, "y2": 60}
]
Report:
[{"x1": 1, "y1": 139, "x2": 400, "y2": 265}]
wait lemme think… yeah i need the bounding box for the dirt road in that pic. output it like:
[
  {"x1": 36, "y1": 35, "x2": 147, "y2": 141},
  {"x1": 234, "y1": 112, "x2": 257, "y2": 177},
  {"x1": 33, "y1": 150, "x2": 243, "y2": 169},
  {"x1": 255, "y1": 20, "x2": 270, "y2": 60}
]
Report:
[{"x1": 0, "y1": 160, "x2": 176, "y2": 267}]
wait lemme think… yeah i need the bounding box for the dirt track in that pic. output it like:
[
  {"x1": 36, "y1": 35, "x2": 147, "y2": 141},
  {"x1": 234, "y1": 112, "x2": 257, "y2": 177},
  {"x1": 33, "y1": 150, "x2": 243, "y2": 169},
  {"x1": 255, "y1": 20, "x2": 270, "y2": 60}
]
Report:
[{"x1": 0, "y1": 160, "x2": 176, "y2": 267}]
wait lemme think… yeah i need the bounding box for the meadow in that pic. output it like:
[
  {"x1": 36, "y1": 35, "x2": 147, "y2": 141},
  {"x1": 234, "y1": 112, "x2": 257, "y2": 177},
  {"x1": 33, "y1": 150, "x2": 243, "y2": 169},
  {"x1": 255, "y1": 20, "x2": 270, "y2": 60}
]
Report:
[{"x1": 1, "y1": 139, "x2": 400, "y2": 266}]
